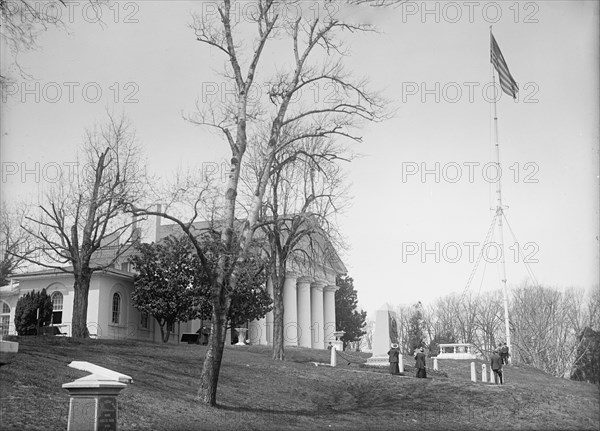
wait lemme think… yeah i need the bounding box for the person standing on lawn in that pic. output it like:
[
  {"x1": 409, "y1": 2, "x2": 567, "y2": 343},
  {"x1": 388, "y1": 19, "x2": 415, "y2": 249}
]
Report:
[
  {"x1": 500, "y1": 342, "x2": 509, "y2": 364},
  {"x1": 491, "y1": 349, "x2": 504, "y2": 384},
  {"x1": 387, "y1": 343, "x2": 400, "y2": 375},
  {"x1": 414, "y1": 347, "x2": 427, "y2": 378}
]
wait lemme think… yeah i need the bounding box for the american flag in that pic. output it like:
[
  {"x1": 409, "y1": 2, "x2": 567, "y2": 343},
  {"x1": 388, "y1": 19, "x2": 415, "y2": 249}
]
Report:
[{"x1": 490, "y1": 33, "x2": 519, "y2": 99}]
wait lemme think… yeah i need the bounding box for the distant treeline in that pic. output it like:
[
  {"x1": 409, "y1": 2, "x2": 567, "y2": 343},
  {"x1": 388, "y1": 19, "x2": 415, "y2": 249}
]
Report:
[{"x1": 363, "y1": 284, "x2": 600, "y2": 383}]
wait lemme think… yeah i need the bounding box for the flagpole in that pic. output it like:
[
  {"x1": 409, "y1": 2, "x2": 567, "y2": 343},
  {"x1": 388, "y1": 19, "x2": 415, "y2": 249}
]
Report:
[{"x1": 490, "y1": 26, "x2": 512, "y2": 364}]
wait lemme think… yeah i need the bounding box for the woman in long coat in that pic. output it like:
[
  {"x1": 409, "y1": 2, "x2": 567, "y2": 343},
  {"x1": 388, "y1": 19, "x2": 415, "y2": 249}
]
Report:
[
  {"x1": 387, "y1": 343, "x2": 400, "y2": 375},
  {"x1": 414, "y1": 347, "x2": 427, "y2": 378}
]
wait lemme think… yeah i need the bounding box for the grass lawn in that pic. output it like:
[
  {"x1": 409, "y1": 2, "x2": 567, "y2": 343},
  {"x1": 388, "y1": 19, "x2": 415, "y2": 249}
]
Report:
[{"x1": 1, "y1": 336, "x2": 598, "y2": 430}]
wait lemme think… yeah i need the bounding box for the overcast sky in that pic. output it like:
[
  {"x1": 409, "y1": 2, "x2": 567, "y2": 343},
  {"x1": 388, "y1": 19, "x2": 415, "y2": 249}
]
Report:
[{"x1": 1, "y1": 1, "x2": 598, "y2": 317}]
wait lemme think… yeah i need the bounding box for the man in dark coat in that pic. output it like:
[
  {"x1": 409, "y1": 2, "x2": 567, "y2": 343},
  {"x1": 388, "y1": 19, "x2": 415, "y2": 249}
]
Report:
[
  {"x1": 387, "y1": 343, "x2": 400, "y2": 375},
  {"x1": 500, "y1": 342, "x2": 509, "y2": 364},
  {"x1": 414, "y1": 347, "x2": 427, "y2": 378},
  {"x1": 490, "y1": 349, "x2": 503, "y2": 384}
]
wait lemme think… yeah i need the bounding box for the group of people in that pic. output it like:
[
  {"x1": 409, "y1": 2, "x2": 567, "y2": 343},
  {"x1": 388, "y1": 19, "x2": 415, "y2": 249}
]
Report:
[
  {"x1": 387, "y1": 341, "x2": 510, "y2": 383},
  {"x1": 490, "y1": 342, "x2": 510, "y2": 385},
  {"x1": 387, "y1": 344, "x2": 427, "y2": 378}
]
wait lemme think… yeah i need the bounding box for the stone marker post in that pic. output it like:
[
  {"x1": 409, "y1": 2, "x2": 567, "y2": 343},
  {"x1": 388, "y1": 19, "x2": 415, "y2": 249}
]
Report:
[
  {"x1": 63, "y1": 361, "x2": 132, "y2": 431},
  {"x1": 481, "y1": 364, "x2": 487, "y2": 383},
  {"x1": 399, "y1": 354, "x2": 404, "y2": 373},
  {"x1": 490, "y1": 367, "x2": 494, "y2": 383},
  {"x1": 433, "y1": 358, "x2": 438, "y2": 371},
  {"x1": 470, "y1": 362, "x2": 476, "y2": 382},
  {"x1": 330, "y1": 345, "x2": 337, "y2": 367}
]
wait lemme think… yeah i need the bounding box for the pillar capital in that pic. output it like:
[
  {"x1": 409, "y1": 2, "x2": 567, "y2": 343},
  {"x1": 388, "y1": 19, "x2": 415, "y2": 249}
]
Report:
[
  {"x1": 285, "y1": 270, "x2": 299, "y2": 279},
  {"x1": 311, "y1": 280, "x2": 326, "y2": 291},
  {"x1": 323, "y1": 285, "x2": 338, "y2": 293},
  {"x1": 297, "y1": 276, "x2": 313, "y2": 284}
]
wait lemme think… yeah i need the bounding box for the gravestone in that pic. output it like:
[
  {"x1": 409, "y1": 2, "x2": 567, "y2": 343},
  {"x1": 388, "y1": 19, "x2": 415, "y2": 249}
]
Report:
[
  {"x1": 366, "y1": 304, "x2": 400, "y2": 367},
  {"x1": 481, "y1": 364, "x2": 487, "y2": 383},
  {"x1": 63, "y1": 362, "x2": 132, "y2": 431}
]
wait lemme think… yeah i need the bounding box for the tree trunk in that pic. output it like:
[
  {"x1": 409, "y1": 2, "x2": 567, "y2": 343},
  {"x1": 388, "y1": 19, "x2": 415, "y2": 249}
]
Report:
[
  {"x1": 158, "y1": 321, "x2": 171, "y2": 343},
  {"x1": 71, "y1": 272, "x2": 91, "y2": 338},
  {"x1": 198, "y1": 303, "x2": 229, "y2": 405},
  {"x1": 272, "y1": 271, "x2": 286, "y2": 360}
]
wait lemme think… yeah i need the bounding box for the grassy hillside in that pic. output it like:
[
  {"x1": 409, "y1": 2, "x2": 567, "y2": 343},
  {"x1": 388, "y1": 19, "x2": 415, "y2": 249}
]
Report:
[{"x1": 1, "y1": 336, "x2": 598, "y2": 430}]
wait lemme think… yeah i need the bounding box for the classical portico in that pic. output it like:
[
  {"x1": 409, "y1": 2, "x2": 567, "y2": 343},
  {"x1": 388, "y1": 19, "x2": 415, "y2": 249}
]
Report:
[{"x1": 248, "y1": 270, "x2": 342, "y2": 349}]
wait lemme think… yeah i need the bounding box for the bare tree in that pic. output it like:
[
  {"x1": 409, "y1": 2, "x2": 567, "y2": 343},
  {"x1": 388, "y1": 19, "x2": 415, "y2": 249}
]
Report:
[
  {"x1": 253, "y1": 137, "x2": 350, "y2": 360},
  {"x1": 0, "y1": 0, "x2": 105, "y2": 83},
  {"x1": 394, "y1": 303, "x2": 412, "y2": 354},
  {"x1": 18, "y1": 114, "x2": 145, "y2": 338},
  {"x1": 510, "y1": 283, "x2": 587, "y2": 376},
  {"x1": 451, "y1": 292, "x2": 478, "y2": 347},
  {"x1": 0, "y1": 202, "x2": 34, "y2": 284},
  {"x1": 186, "y1": 0, "x2": 385, "y2": 405},
  {"x1": 473, "y1": 290, "x2": 504, "y2": 357},
  {"x1": 585, "y1": 285, "x2": 600, "y2": 330}
]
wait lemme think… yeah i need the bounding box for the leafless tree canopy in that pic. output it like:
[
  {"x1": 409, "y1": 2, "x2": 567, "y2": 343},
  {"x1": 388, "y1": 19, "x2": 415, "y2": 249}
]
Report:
[
  {"x1": 21, "y1": 114, "x2": 144, "y2": 271},
  {"x1": 0, "y1": 0, "x2": 105, "y2": 82},
  {"x1": 248, "y1": 136, "x2": 351, "y2": 359},
  {"x1": 0, "y1": 202, "x2": 34, "y2": 284}
]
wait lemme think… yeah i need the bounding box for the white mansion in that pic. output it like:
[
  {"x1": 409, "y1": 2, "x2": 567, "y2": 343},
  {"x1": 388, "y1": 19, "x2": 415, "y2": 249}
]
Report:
[{"x1": 0, "y1": 213, "x2": 346, "y2": 349}]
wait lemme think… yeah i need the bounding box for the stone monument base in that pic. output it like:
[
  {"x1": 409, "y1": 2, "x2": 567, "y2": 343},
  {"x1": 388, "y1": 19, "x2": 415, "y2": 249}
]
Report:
[
  {"x1": 0, "y1": 340, "x2": 18, "y2": 353},
  {"x1": 0, "y1": 340, "x2": 18, "y2": 366},
  {"x1": 365, "y1": 356, "x2": 389, "y2": 367}
]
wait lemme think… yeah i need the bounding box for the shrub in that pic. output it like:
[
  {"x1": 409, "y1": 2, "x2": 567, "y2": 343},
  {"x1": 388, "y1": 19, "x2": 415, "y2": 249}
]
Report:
[{"x1": 14, "y1": 289, "x2": 53, "y2": 335}]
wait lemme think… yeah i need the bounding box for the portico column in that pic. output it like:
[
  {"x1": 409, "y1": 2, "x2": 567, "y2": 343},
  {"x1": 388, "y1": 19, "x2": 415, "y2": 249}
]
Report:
[
  {"x1": 296, "y1": 277, "x2": 312, "y2": 348},
  {"x1": 310, "y1": 281, "x2": 325, "y2": 349},
  {"x1": 323, "y1": 285, "x2": 338, "y2": 346},
  {"x1": 266, "y1": 277, "x2": 274, "y2": 345},
  {"x1": 283, "y1": 272, "x2": 298, "y2": 346}
]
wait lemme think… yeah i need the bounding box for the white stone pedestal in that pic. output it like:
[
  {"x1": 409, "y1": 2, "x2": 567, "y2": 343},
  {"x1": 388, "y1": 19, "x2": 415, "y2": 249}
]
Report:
[
  {"x1": 235, "y1": 328, "x2": 248, "y2": 345},
  {"x1": 62, "y1": 362, "x2": 132, "y2": 431},
  {"x1": 63, "y1": 380, "x2": 127, "y2": 431},
  {"x1": 0, "y1": 340, "x2": 18, "y2": 353}
]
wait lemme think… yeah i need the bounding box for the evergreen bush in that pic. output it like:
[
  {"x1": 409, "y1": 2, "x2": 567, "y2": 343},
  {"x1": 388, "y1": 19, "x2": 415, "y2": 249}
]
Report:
[{"x1": 14, "y1": 289, "x2": 53, "y2": 335}]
